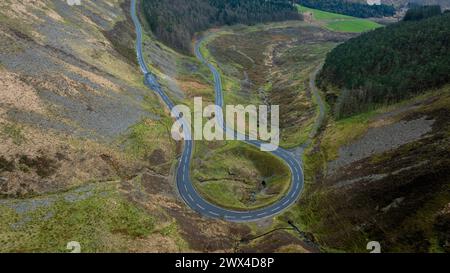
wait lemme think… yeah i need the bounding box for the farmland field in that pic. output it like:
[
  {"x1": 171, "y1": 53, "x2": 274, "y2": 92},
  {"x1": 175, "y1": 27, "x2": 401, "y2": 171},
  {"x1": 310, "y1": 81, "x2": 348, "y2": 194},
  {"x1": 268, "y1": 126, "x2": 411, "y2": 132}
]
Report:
[
  {"x1": 297, "y1": 4, "x2": 354, "y2": 20},
  {"x1": 296, "y1": 4, "x2": 382, "y2": 33}
]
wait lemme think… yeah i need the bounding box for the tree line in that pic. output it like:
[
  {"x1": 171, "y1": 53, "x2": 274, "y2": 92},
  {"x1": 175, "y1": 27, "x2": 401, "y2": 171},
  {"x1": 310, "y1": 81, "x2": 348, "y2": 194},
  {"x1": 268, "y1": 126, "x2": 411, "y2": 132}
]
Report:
[
  {"x1": 317, "y1": 12, "x2": 450, "y2": 118},
  {"x1": 296, "y1": 0, "x2": 395, "y2": 18},
  {"x1": 142, "y1": 0, "x2": 301, "y2": 54},
  {"x1": 404, "y1": 5, "x2": 442, "y2": 21}
]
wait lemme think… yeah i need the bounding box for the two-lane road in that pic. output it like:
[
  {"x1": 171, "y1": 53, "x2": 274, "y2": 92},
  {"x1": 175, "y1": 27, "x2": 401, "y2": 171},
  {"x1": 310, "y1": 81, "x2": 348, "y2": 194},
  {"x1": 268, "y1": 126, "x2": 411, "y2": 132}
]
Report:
[{"x1": 131, "y1": 0, "x2": 304, "y2": 222}]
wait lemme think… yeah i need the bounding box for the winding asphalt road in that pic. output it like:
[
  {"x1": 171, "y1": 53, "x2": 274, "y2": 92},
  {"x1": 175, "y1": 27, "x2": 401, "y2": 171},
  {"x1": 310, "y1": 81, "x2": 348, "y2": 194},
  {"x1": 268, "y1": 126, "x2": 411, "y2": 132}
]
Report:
[{"x1": 131, "y1": 0, "x2": 304, "y2": 222}]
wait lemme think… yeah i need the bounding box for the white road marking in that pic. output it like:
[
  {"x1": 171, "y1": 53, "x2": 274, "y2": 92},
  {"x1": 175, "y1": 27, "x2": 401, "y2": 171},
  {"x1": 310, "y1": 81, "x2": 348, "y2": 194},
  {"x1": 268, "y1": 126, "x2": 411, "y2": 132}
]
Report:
[
  {"x1": 209, "y1": 211, "x2": 220, "y2": 216},
  {"x1": 271, "y1": 207, "x2": 281, "y2": 212},
  {"x1": 132, "y1": 0, "x2": 306, "y2": 222}
]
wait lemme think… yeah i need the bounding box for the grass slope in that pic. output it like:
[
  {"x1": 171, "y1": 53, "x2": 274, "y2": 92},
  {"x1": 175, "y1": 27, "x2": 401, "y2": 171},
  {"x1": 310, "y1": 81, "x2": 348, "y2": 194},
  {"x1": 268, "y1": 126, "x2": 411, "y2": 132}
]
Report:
[{"x1": 0, "y1": 183, "x2": 154, "y2": 252}]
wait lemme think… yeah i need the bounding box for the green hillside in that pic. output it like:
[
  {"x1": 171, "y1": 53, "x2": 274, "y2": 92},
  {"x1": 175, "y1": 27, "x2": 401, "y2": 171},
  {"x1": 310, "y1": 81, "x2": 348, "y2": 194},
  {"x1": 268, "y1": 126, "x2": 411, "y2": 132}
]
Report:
[{"x1": 318, "y1": 12, "x2": 450, "y2": 118}]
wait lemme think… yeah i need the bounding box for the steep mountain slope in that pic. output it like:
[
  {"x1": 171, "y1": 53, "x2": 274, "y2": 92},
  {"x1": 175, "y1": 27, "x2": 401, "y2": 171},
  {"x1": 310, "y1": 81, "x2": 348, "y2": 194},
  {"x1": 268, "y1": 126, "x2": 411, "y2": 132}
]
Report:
[
  {"x1": 0, "y1": 0, "x2": 311, "y2": 253},
  {"x1": 289, "y1": 86, "x2": 450, "y2": 252},
  {"x1": 0, "y1": 0, "x2": 172, "y2": 197},
  {"x1": 0, "y1": 0, "x2": 184, "y2": 252}
]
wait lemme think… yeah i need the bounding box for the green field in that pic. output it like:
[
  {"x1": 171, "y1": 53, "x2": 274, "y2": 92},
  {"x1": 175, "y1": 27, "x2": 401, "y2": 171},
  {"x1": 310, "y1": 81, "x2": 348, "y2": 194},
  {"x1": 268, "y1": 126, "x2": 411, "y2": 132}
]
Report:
[
  {"x1": 297, "y1": 4, "x2": 353, "y2": 20},
  {"x1": 296, "y1": 4, "x2": 382, "y2": 33}
]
